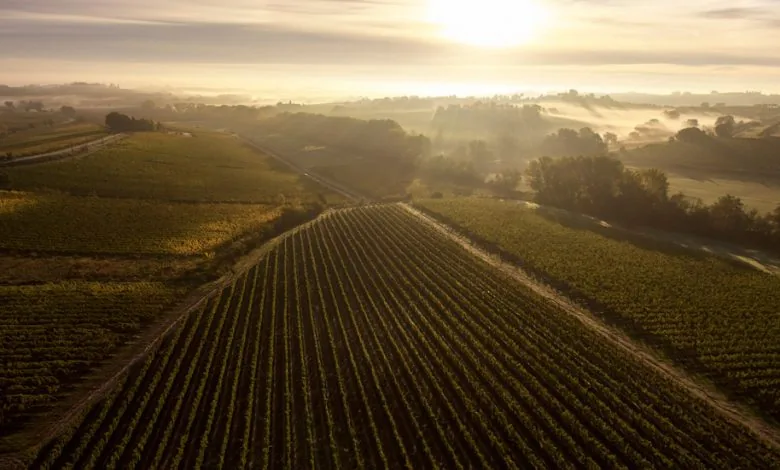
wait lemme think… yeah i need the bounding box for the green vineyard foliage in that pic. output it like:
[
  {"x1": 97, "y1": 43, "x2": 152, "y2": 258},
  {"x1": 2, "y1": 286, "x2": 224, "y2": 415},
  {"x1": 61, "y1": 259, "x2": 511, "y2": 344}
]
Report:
[
  {"x1": 418, "y1": 197, "x2": 780, "y2": 424},
  {"x1": 26, "y1": 205, "x2": 780, "y2": 468}
]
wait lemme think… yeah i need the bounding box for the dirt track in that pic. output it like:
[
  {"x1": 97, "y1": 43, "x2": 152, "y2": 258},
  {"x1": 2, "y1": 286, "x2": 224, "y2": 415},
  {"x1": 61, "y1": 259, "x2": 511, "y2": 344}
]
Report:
[
  {"x1": 0, "y1": 133, "x2": 126, "y2": 168},
  {"x1": 402, "y1": 202, "x2": 780, "y2": 452}
]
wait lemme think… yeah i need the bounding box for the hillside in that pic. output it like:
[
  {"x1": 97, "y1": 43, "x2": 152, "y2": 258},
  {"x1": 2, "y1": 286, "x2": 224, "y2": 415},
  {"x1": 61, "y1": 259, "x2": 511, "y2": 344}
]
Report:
[
  {"x1": 0, "y1": 130, "x2": 340, "y2": 455},
  {"x1": 417, "y1": 197, "x2": 780, "y2": 424},
  {"x1": 617, "y1": 136, "x2": 780, "y2": 181},
  {"x1": 25, "y1": 205, "x2": 780, "y2": 468}
]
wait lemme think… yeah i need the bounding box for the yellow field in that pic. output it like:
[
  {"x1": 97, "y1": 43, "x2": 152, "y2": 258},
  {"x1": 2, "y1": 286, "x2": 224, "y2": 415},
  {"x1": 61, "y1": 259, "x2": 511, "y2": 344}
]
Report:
[{"x1": 0, "y1": 191, "x2": 280, "y2": 255}]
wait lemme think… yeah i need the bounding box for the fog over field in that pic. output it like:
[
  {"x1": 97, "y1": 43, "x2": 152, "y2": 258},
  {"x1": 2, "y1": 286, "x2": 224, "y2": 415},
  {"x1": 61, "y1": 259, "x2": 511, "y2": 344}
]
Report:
[
  {"x1": 540, "y1": 101, "x2": 750, "y2": 139},
  {"x1": 5, "y1": 1, "x2": 780, "y2": 469}
]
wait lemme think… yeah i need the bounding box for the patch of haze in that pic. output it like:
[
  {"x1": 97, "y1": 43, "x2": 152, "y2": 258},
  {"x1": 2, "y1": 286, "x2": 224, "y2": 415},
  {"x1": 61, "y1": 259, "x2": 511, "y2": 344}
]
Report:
[{"x1": 538, "y1": 101, "x2": 753, "y2": 138}]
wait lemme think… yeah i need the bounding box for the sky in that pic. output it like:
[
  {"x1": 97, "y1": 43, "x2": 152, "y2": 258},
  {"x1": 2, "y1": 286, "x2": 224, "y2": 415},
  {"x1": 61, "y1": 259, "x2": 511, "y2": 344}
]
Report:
[{"x1": 2, "y1": 0, "x2": 780, "y2": 100}]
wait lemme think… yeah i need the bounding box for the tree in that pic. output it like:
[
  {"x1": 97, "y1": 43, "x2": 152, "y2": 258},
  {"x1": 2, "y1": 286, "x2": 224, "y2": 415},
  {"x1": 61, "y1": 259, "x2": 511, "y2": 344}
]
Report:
[
  {"x1": 715, "y1": 115, "x2": 736, "y2": 138},
  {"x1": 663, "y1": 109, "x2": 681, "y2": 120},
  {"x1": 3, "y1": 101, "x2": 13, "y2": 110},
  {"x1": 141, "y1": 100, "x2": 156, "y2": 110},
  {"x1": 637, "y1": 168, "x2": 669, "y2": 202},
  {"x1": 684, "y1": 118, "x2": 699, "y2": 128},
  {"x1": 675, "y1": 127, "x2": 708, "y2": 144},
  {"x1": 709, "y1": 195, "x2": 748, "y2": 233},
  {"x1": 467, "y1": 140, "x2": 493, "y2": 164},
  {"x1": 21, "y1": 100, "x2": 44, "y2": 112},
  {"x1": 770, "y1": 204, "x2": 780, "y2": 234},
  {"x1": 540, "y1": 127, "x2": 607, "y2": 157},
  {"x1": 603, "y1": 132, "x2": 618, "y2": 147},
  {"x1": 105, "y1": 112, "x2": 155, "y2": 132},
  {"x1": 60, "y1": 105, "x2": 77, "y2": 118},
  {"x1": 489, "y1": 169, "x2": 522, "y2": 194}
]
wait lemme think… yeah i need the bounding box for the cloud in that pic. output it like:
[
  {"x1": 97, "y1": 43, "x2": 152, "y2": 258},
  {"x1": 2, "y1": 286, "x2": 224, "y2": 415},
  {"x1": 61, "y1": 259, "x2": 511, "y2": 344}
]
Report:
[
  {"x1": 0, "y1": 21, "x2": 443, "y2": 65},
  {"x1": 701, "y1": 8, "x2": 763, "y2": 19},
  {"x1": 2, "y1": 18, "x2": 778, "y2": 69},
  {"x1": 699, "y1": 5, "x2": 780, "y2": 29},
  {"x1": 2, "y1": 0, "x2": 780, "y2": 94}
]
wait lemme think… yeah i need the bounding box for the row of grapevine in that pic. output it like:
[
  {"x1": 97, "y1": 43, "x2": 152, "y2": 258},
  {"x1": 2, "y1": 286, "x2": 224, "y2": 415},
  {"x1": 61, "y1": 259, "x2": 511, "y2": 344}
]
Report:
[
  {"x1": 0, "y1": 282, "x2": 181, "y2": 443},
  {"x1": 416, "y1": 197, "x2": 780, "y2": 423},
  {"x1": 27, "y1": 204, "x2": 780, "y2": 468}
]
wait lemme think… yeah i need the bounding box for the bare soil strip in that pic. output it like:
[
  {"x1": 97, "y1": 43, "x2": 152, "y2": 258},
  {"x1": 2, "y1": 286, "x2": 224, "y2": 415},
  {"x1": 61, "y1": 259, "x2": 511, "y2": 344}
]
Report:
[{"x1": 401, "y1": 202, "x2": 780, "y2": 452}]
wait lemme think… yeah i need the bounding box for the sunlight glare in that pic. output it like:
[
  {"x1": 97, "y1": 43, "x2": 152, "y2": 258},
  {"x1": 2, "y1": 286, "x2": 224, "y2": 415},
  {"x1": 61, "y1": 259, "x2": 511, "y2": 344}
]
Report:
[{"x1": 428, "y1": 0, "x2": 549, "y2": 48}]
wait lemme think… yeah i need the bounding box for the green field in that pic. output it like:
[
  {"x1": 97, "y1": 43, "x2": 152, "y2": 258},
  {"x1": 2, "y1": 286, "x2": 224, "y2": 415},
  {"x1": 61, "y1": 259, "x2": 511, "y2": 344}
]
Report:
[
  {"x1": 0, "y1": 123, "x2": 107, "y2": 158},
  {"x1": 25, "y1": 205, "x2": 780, "y2": 468},
  {"x1": 4, "y1": 132, "x2": 342, "y2": 204},
  {"x1": 619, "y1": 137, "x2": 780, "y2": 180},
  {"x1": 615, "y1": 136, "x2": 780, "y2": 213},
  {"x1": 417, "y1": 197, "x2": 780, "y2": 423},
  {"x1": 0, "y1": 282, "x2": 183, "y2": 444},
  {"x1": 665, "y1": 172, "x2": 780, "y2": 214},
  {"x1": 0, "y1": 128, "x2": 339, "y2": 456},
  {"x1": 0, "y1": 191, "x2": 279, "y2": 255}
]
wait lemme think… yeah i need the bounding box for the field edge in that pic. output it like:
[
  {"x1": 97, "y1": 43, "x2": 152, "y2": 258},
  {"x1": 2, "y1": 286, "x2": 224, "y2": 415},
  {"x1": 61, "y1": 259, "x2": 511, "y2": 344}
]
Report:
[
  {"x1": 0, "y1": 208, "x2": 334, "y2": 465},
  {"x1": 404, "y1": 201, "x2": 780, "y2": 452}
]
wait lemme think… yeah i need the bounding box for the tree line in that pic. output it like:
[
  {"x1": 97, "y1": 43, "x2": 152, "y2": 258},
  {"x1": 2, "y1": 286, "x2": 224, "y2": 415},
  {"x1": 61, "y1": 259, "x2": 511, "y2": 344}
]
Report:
[
  {"x1": 419, "y1": 127, "x2": 608, "y2": 196},
  {"x1": 105, "y1": 112, "x2": 158, "y2": 132},
  {"x1": 258, "y1": 112, "x2": 431, "y2": 165},
  {"x1": 525, "y1": 155, "x2": 780, "y2": 252}
]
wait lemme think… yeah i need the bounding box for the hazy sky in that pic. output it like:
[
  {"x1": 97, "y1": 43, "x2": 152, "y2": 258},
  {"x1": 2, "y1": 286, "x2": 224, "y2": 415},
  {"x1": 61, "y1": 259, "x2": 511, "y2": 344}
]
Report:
[{"x1": 2, "y1": 0, "x2": 780, "y2": 99}]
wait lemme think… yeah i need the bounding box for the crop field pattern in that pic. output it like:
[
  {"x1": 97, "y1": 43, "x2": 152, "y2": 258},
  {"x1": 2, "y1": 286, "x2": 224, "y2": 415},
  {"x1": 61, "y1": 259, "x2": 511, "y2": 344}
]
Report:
[
  {"x1": 0, "y1": 283, "x2": 182, "y2": 438},
  {"x1": 0, "y1": 124, "x2": 107, "y2": 158},
  {"x1": 417, "y1": 198, "x2": 780, "y2": 424},
  {"x1": 0, "y1": 192, "x2": 279, "y2": 255},
  {"x1": 5, "y1": 132, "x2": 338, "y2": 205},
  {"x1": 31, "y1": 205, "x2": 780, "y2": 469}
]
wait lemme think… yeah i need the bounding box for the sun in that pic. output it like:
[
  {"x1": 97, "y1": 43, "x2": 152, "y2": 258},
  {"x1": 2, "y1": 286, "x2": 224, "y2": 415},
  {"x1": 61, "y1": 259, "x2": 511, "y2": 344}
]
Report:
[{"x1": 428, "y1": 0, "x2": 549, "y2": 48}]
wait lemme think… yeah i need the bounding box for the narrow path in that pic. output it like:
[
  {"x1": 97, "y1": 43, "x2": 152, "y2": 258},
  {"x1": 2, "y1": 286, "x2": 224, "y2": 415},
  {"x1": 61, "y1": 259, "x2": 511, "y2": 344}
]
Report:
[
  {"x1": 0, "y1": 133, "x2": 126, "y2": 167},
  {"x1": 401, "y1": 202, "x2": 780, "y2": 453}
]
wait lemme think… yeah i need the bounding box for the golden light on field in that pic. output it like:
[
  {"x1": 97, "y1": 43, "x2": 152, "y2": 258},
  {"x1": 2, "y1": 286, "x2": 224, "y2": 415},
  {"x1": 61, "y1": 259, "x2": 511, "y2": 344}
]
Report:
[{"x1": 428, "y1": 0, "x2": 549, "y2": 48}]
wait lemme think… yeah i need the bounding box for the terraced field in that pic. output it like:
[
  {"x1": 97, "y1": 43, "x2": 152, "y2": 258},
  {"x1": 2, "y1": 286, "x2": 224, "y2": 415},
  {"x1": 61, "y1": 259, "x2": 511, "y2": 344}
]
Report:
[
  {"x1": 417, "y1": 197, "x2": 780, "y2": 424},
  {"x1": 28, "y1": 205, "x2": 780, "y2": 469}
]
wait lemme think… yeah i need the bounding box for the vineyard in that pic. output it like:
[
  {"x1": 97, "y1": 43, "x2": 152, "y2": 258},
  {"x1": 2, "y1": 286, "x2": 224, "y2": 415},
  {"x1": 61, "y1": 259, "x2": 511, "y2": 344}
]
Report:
[
  {"x1": 417, "y1": 197, "x2": 780, "y2": 423},
  {"x1": 0, "y1": 282, "x2": 183, "y2": 446},
  {"x1": 0, "y1": 192, "x2": 279, "y2": 255},
  {"x1": 27, "y1": 204, "x2": 780, "y2": 468},
  {"x1": 0, "y1": 124, "x2": 107, "y2": 159},
  {"x1": 4, "y1": 132, "x2": 343, "y2": 204}
]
